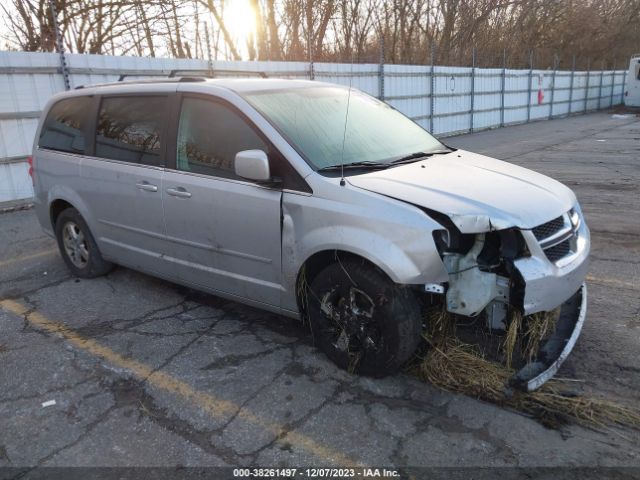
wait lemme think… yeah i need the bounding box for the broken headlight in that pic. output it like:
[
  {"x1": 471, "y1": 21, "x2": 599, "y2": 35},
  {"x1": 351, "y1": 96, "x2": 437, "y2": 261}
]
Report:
[{"x1": 432, "y1": 227, "x2": 475, "y2": 255}]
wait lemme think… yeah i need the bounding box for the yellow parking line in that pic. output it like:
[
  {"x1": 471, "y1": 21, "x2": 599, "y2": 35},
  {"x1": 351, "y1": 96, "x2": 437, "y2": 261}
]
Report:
[
  {"x1": 0, "y1": 248, "x2": 58, "y2": 269},
  {"x1": 586, "y1": 275, "x2": 638, "y2": 290},
  {"x1": 0, "y1": 299, "x2": 357, "y2": 466}
]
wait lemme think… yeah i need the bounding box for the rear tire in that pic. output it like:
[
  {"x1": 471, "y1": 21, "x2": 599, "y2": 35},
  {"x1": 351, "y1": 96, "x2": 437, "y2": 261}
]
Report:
[
  {"x1": 54, "y1": 207, "x2": 114, "y2": 278},
  {"x1": 306, "y1": 258, "x2": 422, "y2": 376}
]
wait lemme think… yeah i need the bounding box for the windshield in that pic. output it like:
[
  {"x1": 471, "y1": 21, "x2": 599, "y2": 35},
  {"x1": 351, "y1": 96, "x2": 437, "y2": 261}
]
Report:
[{"x1": 243, "y1": 86, "x2": 445, "y2": 170}]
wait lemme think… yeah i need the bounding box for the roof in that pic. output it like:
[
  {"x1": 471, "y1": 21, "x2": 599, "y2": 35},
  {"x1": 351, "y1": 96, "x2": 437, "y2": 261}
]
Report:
[{"x1": 199, "y1": 78, "x2": 324, "y2": 92}]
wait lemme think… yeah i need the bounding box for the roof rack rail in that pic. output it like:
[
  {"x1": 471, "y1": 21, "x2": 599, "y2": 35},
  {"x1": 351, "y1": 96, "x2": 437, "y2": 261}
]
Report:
[
  {"x1": 73, "y1": 68, "x2": 271, "y2": 89},
  {"x1": 168, "y1": 69, "x2": 212, "y2": 78},
  {"x1": 168, "y1": 68, "x2": 268, "y2": 78},
  {"x1": 114, "y1": 69, "x2": 269, "y2": 81},
  {"x1": 116, "y1": 71, "x2": 212, "y2": 81},
  {"x1": 118, "y1": 72, "x2": 168, "y2": 81},
  {"x1": 75, "y1": 76, "x2": 203, "y2": 90}
]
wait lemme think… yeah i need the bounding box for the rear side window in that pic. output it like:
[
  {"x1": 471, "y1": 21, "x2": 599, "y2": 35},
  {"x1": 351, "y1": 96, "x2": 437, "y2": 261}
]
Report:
[
  {"x1": 95, "y1": 96, "x2": 166, "y2": 166},
  {"x1": 176, "y1": 97, "x2": 268, "y2": 178},
  {"x1": 39, "y1": 97, "x2": 91, "y2": 154}
]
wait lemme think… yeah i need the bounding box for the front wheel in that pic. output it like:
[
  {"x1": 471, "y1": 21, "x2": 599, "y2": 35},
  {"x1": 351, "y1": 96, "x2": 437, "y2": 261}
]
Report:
[{"x1": 306, "y1": 258, "x2": 422, "y2": 376}]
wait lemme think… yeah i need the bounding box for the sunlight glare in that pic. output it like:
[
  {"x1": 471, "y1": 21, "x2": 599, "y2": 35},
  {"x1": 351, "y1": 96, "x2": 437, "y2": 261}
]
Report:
[{"x1": 223, "y1": 0, "x2": 257, "y2": 44}]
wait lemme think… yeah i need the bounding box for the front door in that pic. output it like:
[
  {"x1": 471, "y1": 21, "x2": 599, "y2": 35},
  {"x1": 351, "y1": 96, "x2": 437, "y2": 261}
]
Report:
[{"x1": 162, "y1": 95, "x2": 282, "y2": 307}]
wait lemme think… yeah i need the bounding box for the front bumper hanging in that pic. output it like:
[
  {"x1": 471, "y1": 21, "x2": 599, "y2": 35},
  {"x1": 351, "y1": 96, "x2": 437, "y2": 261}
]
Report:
[{"x1": 509, "y1": 283, "x2": 587, "y2": 392}]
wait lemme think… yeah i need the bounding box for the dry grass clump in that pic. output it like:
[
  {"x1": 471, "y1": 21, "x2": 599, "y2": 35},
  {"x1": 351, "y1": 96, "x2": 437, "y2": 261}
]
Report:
[
  {"x1": 410, "y1": 306, "x2": 640, "y2": 430},
  {"x1": 522, "y1": 308, "x2": 560, "y2": 363},
  {"x1": 501, "y1": 307, "x2": 560, "y2": 368},
  {"x1": 503, "y1": 310, "x2": 522, "y2": 369}
]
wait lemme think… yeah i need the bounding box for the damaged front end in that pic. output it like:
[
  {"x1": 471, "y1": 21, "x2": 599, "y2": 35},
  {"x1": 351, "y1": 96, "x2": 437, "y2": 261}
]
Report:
[{"x1": 427, "y1": 206, "x2": 590, "y2": 392}]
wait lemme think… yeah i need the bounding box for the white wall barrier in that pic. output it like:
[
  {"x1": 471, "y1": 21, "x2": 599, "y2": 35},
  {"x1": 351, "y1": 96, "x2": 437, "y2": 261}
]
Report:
[{"x1": 0, "y1": 51, "x2": 627, "y2": 204}]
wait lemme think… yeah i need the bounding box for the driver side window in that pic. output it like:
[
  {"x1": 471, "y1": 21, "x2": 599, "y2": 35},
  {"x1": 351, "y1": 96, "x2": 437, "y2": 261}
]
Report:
[{"x1": 176, "y1": 97, "x2": 268, "y2": 179}]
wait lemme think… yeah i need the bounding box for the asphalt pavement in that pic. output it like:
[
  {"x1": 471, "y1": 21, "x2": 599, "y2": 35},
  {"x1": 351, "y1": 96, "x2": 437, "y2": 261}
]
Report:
[{"x1": 0, "y1": 111, "x2": 638, "y2": 474}]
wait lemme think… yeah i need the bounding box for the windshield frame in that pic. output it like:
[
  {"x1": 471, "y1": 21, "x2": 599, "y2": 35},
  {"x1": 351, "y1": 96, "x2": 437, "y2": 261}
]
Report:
[{"x1": 240, "y1": 85, "x2": 447, "y2": 175}]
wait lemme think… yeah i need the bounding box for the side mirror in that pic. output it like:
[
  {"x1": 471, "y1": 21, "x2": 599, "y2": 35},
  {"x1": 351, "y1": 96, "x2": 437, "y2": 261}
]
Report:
[{"x1": 234, "y1": 150, "x2": 270, "y2": 181}]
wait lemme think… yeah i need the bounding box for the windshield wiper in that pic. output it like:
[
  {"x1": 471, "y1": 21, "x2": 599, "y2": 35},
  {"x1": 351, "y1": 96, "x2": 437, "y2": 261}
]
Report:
[
  {"x1": 316, "y1": 161, "x2": 391, "y2": 172},
  {"x1": 390, "y1": 149, "x2": 452, "y2": 164},
  {"x1": 317, "y1": 149, "x2": 454, "y2": 172}
]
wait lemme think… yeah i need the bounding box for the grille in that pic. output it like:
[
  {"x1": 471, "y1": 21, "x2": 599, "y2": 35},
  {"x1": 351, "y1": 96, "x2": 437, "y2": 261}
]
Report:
[
  {"x1": 532, "y1": 216, "x2": 565, "y2": 240},
  {"x1": 544, "y1": 239, "x2": 571, "y2": 262}
]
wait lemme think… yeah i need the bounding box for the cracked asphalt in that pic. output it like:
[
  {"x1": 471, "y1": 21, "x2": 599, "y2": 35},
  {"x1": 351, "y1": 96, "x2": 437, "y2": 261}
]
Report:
[{"x1": 0, "y1": 111, "x2": 639, "y2": 473}]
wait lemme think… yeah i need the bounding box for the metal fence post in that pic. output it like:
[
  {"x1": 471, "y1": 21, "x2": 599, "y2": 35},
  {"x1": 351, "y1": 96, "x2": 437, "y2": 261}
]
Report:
[
  {"x1": 204, "y1": 23, "x2": 213, "y2": 75},
  {"x1": 500, "y1": 49, "x2": 506, "y2": 127},
  {"x1": 584, "y1": 59, "x2": 590, "y2": 113},
  {"x1": 470, "y1": 47, "x2": 476, "y2": 133},
  {"x1": 430, "y1": 44, "x2": 435, "y2": 133},
  {"x1": 609, "y1": 59, "x2": 616, "y2": 107},
  {"x1": 308, "y1": 30, "x2": 315, "y2": 80},
  {"x1": 568, "y1": 55, "x2": 575, "y2": 115},
  {"x1": 378, "y1": 34, "x2": 384, "y2": 100},
  {"x1": 621, "y1": 62, "x2": 626, "y2": 104},
  {"x1": 526, "y1": 51, "x2": 533, "y2": 122},
  {"x1": 49, "y1": 0, "x2": 70, "y2": 90},
  {"x1": 597, "y1": 61, "x2": 604, "y2": 110},
  {"x1": 549, "y1": 54, "x2": 557, "y2": 119}
]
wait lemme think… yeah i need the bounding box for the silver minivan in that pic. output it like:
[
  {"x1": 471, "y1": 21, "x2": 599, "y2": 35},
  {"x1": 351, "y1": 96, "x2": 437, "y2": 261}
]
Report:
[{"x1": 32, "y1": 78, "x2": 589, "y2": 391}]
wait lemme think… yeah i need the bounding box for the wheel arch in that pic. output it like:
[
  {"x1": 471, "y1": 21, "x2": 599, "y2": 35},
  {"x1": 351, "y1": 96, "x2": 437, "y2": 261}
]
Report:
[
  {"x1": 47, "y1": 186, "x2": 95, "y2": 233},
  {"x1": 49, "y1": 198, "x2": 75, "y2": 228}
]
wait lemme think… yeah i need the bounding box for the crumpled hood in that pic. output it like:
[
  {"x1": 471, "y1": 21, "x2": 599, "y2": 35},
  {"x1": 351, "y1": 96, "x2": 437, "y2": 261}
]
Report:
[{"x1": 347, "y1": 149, "x2": 576, "y2": 232}]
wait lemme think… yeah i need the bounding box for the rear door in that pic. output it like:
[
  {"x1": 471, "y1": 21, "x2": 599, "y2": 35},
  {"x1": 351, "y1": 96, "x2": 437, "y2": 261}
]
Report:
[
  {"x1": 162, "y1": 94, "x2": 283, "y2": 306},
  {"x1": 36, "y1": 96, "x2": 93, "y2": 233},
  {"x1": 79, "y1": 94, "x2": 173, "y2": 277}
]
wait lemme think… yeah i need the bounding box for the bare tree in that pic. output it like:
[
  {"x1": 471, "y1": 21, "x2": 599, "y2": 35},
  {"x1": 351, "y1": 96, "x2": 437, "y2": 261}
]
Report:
[{"x1": 2, "y1": 0, "x2": 639, "y2": 68}]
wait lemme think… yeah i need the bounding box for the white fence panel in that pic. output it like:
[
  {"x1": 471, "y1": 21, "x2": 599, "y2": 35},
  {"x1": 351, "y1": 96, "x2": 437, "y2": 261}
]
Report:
[
  {"x1": 0, "y1": 50, "x2": 627, "y2": 205},
  {"x1": 0, "y1": 161, "x2": 32, "y2": 204},
  {"x1": 384, "y1": 64, "x2": 431, "y2": 130},
  {"x1": 314, "y1": 63, "x2": 379, "y2": 96}
]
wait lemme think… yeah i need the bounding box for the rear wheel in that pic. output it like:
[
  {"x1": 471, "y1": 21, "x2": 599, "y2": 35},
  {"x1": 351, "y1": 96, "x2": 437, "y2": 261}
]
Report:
[
  {"x1": 55, "y1": 208, "x2": 114, "y2": 278},
  {"x1": 306, "y1": 258, "x2": 422, "y2": 376}
]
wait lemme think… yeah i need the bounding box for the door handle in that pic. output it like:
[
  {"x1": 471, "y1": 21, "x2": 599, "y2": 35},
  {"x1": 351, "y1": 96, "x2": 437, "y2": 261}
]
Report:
[
  {"x1": 136, "y1": 181, "x2": 158, "y2": 192},
  {"x1": 166, "y1": 187, "x2": 192, "y2": 198}
]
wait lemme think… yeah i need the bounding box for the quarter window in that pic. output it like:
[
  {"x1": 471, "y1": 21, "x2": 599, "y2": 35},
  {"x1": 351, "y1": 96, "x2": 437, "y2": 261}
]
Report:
[
  {"x1": 95, "y1": 96, "x2": 166, "y2": 166},
  {"x1": 176, "y1": 97, "x2": 268, "y2": 178},
  {"x1": 39, "y1": 97, "x2": 91, "y2": 154}
]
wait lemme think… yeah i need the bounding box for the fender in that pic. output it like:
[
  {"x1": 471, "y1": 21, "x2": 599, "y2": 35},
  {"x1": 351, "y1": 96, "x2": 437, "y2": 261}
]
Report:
[
  {"x1": 47, "y1": 185, "x2": 98, "y2": 236},
  {"x1": 280, "y1": 192, "x2": 449, "y2": 312}
]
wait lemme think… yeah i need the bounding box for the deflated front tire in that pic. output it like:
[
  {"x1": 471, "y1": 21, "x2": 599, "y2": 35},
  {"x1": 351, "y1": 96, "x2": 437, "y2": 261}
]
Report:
[{"x1": 306, "y1": 258, "x2": 422, "y2": 376}]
